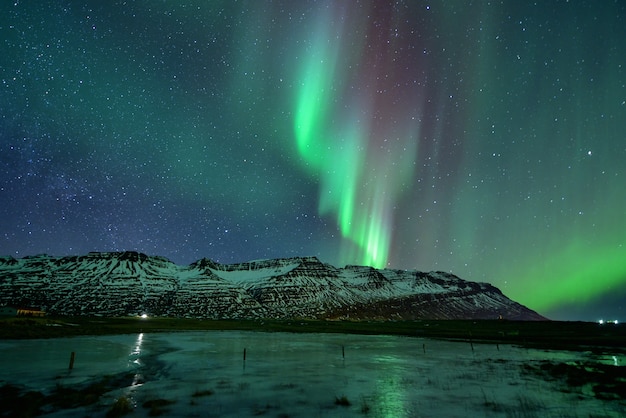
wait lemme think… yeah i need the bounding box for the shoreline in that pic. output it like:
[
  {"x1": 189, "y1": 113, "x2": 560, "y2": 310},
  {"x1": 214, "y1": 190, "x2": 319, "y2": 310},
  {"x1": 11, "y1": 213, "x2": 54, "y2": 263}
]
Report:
[{"x1": 2, "y1": 316, "x2": 625, "y2": 351}]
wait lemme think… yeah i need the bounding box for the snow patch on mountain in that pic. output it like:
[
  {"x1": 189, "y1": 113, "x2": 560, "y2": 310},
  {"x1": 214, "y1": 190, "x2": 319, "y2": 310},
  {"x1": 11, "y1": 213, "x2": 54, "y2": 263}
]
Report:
[{"x1": 209, "y1": 262, "x2": 300, "y2": 284}]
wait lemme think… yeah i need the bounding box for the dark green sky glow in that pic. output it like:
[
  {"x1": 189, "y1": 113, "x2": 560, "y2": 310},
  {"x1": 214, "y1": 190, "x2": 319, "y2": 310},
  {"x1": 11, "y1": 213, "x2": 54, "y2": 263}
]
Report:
[{"x1": 1, "y1": 1, "x2": 624, "y2": 320}]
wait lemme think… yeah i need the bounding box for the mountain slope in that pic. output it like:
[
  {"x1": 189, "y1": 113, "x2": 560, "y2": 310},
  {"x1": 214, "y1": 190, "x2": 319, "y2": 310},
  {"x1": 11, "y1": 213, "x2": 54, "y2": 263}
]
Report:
[{"x1": 0, "y1": 252, "x2": 546, "y2": 320}]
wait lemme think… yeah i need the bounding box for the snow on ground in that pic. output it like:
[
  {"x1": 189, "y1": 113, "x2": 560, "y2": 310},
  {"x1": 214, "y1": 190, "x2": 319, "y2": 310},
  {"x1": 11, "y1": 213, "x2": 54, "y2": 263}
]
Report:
[
  {"x1": 210, "y1": 263, "x2": 300, "y2": 284},
  {"x1": 1, "y1": 331, "x2": 624, "y2": 417}
]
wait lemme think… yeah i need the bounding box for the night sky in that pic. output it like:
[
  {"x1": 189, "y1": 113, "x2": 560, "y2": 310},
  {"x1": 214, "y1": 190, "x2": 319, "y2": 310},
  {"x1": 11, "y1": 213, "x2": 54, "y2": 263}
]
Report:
[{"x1": 1, "y1": 1, "x2": 625, "y2": 321}]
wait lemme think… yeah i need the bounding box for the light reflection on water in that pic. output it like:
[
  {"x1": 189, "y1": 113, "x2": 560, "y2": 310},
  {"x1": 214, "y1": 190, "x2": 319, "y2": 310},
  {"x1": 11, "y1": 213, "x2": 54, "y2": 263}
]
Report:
[
  {"x1": 372, "y1": 359, "x2": 410, "y2": 418},
  {"x1": 130, "y1": 332, "x2": 144, "y2": 387},
  {"x1": 130, "y1": 332, "x2": 143, "y2": 365}
]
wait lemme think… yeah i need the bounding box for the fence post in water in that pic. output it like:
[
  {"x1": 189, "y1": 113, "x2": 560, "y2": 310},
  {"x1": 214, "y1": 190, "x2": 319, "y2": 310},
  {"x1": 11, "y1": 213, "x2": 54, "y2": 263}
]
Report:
[
  {"x1": 68, "y1": 351, "x2": 75, "y2": 370},
  {"x1": 342, "y1": 345, "x2": 345, "y2": 359},
  {"x1": 243, "y1": 348, "x2": 247, "y2": 362},
  {"x1": 423, "y1": 343, "x2": 426, "y2": 354}
]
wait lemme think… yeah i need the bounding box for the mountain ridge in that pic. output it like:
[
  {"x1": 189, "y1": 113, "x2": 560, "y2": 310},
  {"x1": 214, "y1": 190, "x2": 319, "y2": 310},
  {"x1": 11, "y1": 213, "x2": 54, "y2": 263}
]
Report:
[{"x1": 0, "y1": 251, "x2": 546, "y2": 321}]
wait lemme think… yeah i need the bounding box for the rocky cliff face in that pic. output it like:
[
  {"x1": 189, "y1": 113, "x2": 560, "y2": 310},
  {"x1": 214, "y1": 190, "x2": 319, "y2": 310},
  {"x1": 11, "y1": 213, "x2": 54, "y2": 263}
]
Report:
[{"x1": 0, "y1": 252, "x2": 546, "y2": 320}]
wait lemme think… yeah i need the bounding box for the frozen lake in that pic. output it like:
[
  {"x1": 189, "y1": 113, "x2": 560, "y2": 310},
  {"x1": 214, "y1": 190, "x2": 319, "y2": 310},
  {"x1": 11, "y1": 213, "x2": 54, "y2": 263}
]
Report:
[{"x1": 1, "y1": 330, "x2": 624, "y2": 417}]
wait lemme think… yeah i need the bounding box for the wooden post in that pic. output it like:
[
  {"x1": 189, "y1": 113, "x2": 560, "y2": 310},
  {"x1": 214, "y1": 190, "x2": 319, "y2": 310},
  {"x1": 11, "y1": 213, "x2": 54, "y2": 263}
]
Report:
[
  {"x1": 422, "y1": 343, "x2": 426, "y2": 354},
  {"x1": 68, "y1": 351, "x2": 75, "y2": 370},
  {"x1": 243, "y1": 348, "x2": 247, "y2": 362},
  {"x1": 342, "y1": 345, "x2": 345, "y2": 359}
]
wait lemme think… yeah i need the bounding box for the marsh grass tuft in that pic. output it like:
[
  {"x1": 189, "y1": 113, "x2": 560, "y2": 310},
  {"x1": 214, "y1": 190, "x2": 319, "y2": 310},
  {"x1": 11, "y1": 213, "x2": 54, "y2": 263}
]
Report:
[
  {"x1": 360, "y1": 397, "x2": 371, "y2": 414},
  {"x1": 0, "y1": 384, "x2": 45, "y2": 418},
  {"x1": 335, "y1": 395, "x2": 351, "y2": 406},
  {"x1": 106, "y1": 396, "x2": 133, "y2": 417},
  {"x1": 1, "y1": 373, "x2": 139, "y2": 417},
  {"x1": 480, "y1": 388, "x2": 501, "y2": 411},
  {"x1": 524, "y1": 360, "x2": 626, "y2": 400},
  {"x1": 191, "y1": 389, "x2": 214, "y2": 397}
]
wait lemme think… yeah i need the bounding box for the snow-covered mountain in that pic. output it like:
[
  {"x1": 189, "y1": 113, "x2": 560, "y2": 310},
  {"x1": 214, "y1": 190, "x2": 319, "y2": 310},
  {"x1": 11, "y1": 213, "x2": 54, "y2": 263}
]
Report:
[{"x1": 0, "y1": 252, "x2": 545, "y2": 320}]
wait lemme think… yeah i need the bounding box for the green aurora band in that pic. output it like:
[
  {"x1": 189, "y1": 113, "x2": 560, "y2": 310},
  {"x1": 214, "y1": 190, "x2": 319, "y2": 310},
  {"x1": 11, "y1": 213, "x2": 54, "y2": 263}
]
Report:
[
  {"x1": 293, "y1": 5, "x2": 418, "y2": 268},
  {"x1": 291, "y1": 1, "x2": 626, "y2": 317}
]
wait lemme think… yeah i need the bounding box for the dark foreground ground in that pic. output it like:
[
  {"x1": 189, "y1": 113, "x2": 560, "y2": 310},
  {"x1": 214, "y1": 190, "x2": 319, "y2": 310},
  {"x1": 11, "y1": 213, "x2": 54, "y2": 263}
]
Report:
[{"x1": 1, "y1": 316, "x2": 625, "y2": 350}]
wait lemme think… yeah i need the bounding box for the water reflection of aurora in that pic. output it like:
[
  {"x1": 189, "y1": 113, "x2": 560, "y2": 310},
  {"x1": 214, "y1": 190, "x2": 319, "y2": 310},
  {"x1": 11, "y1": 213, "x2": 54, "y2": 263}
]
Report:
[{"x1": 0, "y1": 331, "x2": 623, "y2": 416}]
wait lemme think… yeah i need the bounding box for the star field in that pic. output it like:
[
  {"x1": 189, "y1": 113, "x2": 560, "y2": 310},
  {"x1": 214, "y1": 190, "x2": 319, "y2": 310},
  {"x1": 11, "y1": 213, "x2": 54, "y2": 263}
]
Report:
[{"x1": 1, "y1": 1, "x2": 625, "y2": 320}]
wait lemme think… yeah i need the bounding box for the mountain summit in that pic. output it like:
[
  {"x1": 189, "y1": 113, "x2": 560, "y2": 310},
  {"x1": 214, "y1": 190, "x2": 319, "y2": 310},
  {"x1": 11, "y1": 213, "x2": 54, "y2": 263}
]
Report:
[{"x1": 0, "y1": 252, "x2": 545, "y2": 320}]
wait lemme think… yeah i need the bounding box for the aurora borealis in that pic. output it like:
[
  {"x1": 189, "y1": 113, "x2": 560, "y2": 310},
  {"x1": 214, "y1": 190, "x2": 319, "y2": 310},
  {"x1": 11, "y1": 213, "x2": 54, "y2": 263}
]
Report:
[
  {"x1": 293, "y1": 2, "x2": 421, "y2": 268},
  {"x1": 1, "y1": 1, "x2": 625, "y2": 320}
]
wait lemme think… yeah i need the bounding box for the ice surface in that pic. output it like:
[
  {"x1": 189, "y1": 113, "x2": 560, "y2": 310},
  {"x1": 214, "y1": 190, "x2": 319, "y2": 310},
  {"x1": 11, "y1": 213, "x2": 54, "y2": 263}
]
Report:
[{"x1": 1, "y1": 331, "x2": 624, "y2": 417}]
